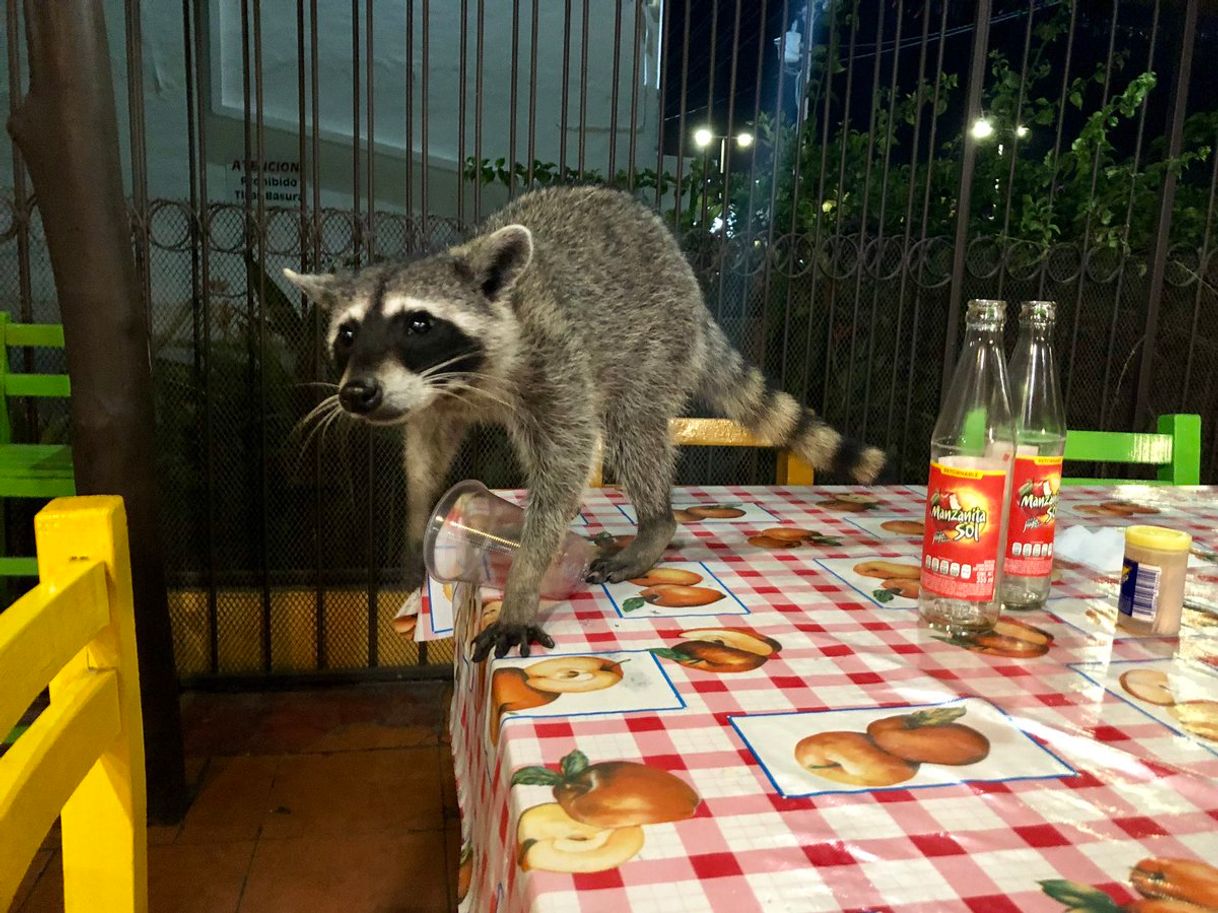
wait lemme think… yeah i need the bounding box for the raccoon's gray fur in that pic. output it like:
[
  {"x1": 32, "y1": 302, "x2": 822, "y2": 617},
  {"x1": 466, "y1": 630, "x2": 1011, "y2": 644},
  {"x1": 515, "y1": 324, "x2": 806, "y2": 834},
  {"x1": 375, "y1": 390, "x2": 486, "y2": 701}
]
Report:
[{"x1": 285, "y1": 186, "x2": 886, "y2": 660}]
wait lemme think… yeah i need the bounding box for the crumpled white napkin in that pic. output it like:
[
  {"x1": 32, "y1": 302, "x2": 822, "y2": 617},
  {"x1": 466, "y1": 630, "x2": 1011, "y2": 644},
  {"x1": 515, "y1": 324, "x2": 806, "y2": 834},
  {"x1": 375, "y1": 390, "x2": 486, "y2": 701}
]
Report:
[{"x1": 1054, "y1": 525, "x2": 1206, "y2": 573}]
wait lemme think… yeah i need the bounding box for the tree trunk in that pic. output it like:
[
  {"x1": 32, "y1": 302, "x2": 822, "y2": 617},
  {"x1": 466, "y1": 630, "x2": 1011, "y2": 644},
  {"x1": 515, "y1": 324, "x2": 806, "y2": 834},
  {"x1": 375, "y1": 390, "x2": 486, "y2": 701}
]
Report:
[{"x1": 8, "y1": 0, "x2": 186, "y2": 823}]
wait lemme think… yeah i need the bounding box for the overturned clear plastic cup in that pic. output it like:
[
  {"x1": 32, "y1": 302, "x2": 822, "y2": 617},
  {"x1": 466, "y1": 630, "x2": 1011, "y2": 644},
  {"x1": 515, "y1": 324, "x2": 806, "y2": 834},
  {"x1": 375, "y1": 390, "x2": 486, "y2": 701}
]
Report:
[{"x1": 423, "y1": 480, "x2": 594, "y2": 600}]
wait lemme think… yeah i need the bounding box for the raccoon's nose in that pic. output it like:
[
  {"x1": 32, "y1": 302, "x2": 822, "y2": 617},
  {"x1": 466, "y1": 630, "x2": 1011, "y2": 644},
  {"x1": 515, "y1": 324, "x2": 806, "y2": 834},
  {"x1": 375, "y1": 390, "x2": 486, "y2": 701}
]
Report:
[{"x1": 339, "y1": 378, "x2": 383, "y2": 414}]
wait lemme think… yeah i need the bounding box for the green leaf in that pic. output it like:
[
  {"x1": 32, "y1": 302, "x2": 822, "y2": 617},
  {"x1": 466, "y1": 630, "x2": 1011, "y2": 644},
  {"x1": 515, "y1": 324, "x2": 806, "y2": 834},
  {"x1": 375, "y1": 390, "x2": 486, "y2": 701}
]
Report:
[
  {"x1": 1037, "y1": 880, "x2": 1120, "y2": 911},
  {"x1": 1069, "y1": 89, "x2": 1083, "y2": 109},
  {"x1": 873, "y1": 589, "x2": 896, "y2": 603},
  {"x1": 560, "y1": 750, "x2": 589, "y2": 778},
  {"x1": 511, "y1": 766, "x2": 563, "y2": 788},
  {"x1": 902, "y1": 706, "x2": 967, "y2": 729},
  {"x1": 622, "y1": 597, "x2": 646, "y2": 613},
  {"x1": 649, "y1": 647, "x2": 692, "y2": 663}
]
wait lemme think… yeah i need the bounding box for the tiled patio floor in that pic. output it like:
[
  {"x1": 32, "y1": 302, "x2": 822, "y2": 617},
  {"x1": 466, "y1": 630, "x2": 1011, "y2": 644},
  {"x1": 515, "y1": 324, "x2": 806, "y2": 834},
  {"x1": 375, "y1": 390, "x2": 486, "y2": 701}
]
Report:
[{"x1": 12, "y1": 681, "x2": 458, "y2": 913}]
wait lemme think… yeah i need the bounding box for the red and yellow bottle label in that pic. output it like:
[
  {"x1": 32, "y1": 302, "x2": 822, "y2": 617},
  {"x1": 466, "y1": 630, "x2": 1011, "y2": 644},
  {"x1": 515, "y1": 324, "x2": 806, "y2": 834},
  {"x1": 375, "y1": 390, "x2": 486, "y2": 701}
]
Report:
[
  {"x1": 921, "y1": 461, "x2": 1008, "y2": 601},
  {"x1": 1004, "y1": 455, "x2": 1062, "y2": 578}
]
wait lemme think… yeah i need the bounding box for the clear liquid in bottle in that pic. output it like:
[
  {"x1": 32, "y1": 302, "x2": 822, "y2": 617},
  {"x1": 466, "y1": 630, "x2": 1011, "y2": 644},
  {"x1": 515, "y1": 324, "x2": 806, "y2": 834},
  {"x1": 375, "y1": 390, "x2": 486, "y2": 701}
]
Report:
[
  {"x1": 1000, "y1": 301, "x2": 1066, "y2": 611},
  {"x1": 919, "y1": 300, "x2": 1017, "y2": 634}
]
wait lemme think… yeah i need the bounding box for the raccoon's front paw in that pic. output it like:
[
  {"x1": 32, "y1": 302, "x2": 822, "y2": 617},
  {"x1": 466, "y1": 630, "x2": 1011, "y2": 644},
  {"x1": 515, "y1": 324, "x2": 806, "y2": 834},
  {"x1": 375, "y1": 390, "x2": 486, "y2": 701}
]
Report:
[
  {"x1": 471, "y1": 621, "x2": 555, "y2": 662},
  {"x1": 586, "y1": 554, "x2": 651, "y2": 585}
]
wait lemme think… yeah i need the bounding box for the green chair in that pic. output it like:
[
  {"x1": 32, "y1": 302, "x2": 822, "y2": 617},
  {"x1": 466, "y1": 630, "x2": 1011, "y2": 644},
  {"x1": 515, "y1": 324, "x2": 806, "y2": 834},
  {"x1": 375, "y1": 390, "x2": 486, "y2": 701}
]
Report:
[
  {"x1": 1063, "y1": 413, "x2": 1201, "y2": 486},
  {"x1": 0, "y1": 313, "x2": 75, "y2": 577}
]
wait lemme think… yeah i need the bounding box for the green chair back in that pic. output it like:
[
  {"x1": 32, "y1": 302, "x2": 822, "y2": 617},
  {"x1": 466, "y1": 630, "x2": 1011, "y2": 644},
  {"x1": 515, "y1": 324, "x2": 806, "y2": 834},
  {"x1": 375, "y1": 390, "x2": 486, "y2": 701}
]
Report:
[{"x1": 1063, "y1": 413, "x2": 1201, "y2": 486}]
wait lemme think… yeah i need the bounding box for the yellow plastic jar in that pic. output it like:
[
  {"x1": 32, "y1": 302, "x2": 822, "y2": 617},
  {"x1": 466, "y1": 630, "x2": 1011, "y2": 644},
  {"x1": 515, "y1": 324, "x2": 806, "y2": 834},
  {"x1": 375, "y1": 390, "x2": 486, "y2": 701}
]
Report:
[{"x1": 1117, "y1": 525, "x2": 1192, "y2": 635}]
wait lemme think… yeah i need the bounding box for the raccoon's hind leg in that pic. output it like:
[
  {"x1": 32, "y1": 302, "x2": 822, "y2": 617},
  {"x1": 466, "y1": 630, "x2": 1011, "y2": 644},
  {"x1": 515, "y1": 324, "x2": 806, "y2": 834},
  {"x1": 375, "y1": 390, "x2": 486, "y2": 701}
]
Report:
[{"x1": 587, "y1": 415, "x2": 677, "y2": 584}]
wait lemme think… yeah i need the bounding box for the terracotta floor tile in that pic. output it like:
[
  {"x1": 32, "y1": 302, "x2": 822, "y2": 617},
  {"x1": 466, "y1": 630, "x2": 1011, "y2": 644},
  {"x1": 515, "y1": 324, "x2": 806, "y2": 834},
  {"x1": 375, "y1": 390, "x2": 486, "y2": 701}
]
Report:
[
  {"x1": 181, "y1": 684, "x2": 449, "y2": 756},
  {"x1": 148, "y1": 841, "x2": 255, "y2": 913},
  {"x1": 11, "y1": 850, "x2": 52, "y2": 911},
  {"x1": 259, "y1": 748, "x2": 443, "y2": 840},
  {"x1": 177, "y1": 756, "x2": 277, "y2": 844},
  {"x1": 238, "y1": 831, "x2": 449, "y2": 913}
]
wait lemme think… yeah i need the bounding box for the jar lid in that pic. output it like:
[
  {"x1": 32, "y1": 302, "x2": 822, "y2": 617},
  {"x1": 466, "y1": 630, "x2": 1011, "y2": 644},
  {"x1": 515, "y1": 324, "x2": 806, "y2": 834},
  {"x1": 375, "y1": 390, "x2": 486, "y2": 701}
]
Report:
[{"x1": 1125, "y1": 524, "x2": 1192, "y2": 553}]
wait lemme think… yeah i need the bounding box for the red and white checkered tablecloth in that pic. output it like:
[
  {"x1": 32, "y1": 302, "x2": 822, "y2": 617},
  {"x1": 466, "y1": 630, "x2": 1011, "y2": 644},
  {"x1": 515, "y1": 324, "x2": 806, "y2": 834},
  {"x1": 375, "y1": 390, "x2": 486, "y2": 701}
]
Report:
[{"x1": 441, "y1": 485, "x2": 1218, "y2": 913}]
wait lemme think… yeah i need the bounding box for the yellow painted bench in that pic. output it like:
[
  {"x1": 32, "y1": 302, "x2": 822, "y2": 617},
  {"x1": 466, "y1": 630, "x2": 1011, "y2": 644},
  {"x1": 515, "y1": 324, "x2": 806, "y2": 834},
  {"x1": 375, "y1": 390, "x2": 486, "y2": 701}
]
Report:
[{"x1": 0, "y1": 496, "x2": 146, "y2": 912}]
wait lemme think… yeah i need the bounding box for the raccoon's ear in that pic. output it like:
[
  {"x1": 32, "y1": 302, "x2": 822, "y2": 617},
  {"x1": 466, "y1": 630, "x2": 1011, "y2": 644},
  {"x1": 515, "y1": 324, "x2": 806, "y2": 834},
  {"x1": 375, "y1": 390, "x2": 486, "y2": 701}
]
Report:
[
  {"x1": 282, "y1": 268, "x2": 339, "y2": 307},
  {"x1": 463, "y1": 225, "x2": 533, "y2": 301}
]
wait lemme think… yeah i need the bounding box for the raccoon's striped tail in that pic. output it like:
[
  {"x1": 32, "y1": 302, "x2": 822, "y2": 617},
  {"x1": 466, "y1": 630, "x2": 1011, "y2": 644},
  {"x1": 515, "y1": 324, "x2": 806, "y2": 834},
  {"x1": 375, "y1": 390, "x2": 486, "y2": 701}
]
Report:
[{"x1": 697, "y1": 320, "x2": 889, "y2": 484}]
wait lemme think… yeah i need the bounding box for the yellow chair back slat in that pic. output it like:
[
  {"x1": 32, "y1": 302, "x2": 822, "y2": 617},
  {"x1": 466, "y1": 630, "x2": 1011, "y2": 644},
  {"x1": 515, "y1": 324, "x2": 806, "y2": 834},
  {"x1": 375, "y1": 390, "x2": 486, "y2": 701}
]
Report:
[
  {"x1": 588, "y1": 418, "x2": 816, "y2": 488},
  {"x1": 0, "y1": 560, "x2": 109, "y2": 738},
  {"x1": 0, "y1": 496, "x2": 147, "y2": 913},
  {"x1": 0, "y1": 670, "x2": 121, "y2": 894}
]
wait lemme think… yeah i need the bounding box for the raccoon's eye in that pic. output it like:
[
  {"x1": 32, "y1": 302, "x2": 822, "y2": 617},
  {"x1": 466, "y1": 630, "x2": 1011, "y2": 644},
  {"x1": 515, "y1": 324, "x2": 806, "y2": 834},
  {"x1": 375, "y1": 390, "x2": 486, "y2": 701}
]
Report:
[
  {"x1": 407, "y1": 313, "x2": 433, "y2": 335},
  {"x1": 335, "y1": 322, "x2": 357, "y2": 347}
]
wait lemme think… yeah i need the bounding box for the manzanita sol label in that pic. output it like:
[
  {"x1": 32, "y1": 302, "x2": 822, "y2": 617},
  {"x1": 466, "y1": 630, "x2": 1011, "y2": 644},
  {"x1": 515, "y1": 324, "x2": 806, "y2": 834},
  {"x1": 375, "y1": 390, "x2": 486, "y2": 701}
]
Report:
[
  {"x1": 1005, "y1": 455, "x2": 1062, "y2": 577},
  {"x1": 921, "y1": 462, "x2": 1007, "y2": 601}
]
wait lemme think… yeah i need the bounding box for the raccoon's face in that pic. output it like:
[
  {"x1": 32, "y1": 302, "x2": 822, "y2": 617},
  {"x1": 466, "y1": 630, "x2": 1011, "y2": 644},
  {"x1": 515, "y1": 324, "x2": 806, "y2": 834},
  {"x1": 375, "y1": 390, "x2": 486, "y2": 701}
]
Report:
[{"x1": 284, "y1": 225, "x2": 531, "y2": 424}]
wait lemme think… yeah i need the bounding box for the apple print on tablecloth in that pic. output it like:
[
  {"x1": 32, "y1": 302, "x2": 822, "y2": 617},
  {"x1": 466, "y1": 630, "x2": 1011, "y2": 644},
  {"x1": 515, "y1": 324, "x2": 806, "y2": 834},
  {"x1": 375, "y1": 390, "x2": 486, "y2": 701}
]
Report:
[
  {"x1": 734, "y1": 698, "x2": 1073, "y2": 798},
  {"x1": 601, "y1": 561, "x2": 748, "y2": 617},
  {"x1": 934, "y1": 616, "x2": 1054, "y2": 658},
  {"x1": 488, "y1": 651, "x2": 685, "y2": 745},
  {"x1": 845, "y1": 516, "x2": 926, "y2": 540},
  {"x1": 615, "y1": 500, "x2": 780, "y2": 525},
  {"x1": 813, "y1": 555, "x2": 924, "y2": 608},
  {"x1": 511, "y1": 750, "x2": 701, "y2": 874},
  {"x1": 748, "y1": 527, "x2": 844, "y2": 549},
  {"x1": 1116, "y1": 665, "x2": 1218, "y2": 744},
  {"x1": 819, "y1": 493, "x2": 882, "y2": 513},
  {"x1": 1040, "y1": 856, "x2": 1218, "y2": 912},
  {"x1": 650, "y1": 626, "x2": 783, "y2": 673}
]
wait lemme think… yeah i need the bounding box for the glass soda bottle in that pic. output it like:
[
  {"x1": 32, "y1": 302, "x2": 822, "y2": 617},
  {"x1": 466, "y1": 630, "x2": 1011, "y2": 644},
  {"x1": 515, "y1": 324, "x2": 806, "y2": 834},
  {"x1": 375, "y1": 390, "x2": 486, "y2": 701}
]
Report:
[
  {"x1": 919, "y1": 299, "x2": 1017, "y2": 634},
  {"x1": 1000, "y1": 301, "x2": 1066, "y2": 610}
]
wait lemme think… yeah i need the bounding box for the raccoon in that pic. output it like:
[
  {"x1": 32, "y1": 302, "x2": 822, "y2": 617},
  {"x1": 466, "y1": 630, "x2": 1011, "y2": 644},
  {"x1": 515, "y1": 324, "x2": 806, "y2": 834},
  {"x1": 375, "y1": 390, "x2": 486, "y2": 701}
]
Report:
[{"x1": 285, "y1": 186, "x2": 886, "y2": 660}]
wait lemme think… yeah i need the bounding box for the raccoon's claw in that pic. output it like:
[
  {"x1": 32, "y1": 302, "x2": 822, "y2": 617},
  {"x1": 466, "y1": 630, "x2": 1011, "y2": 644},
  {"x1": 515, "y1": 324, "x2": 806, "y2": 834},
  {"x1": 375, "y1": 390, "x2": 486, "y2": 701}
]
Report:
[
  {"x1": 586, "y1": 556, "x2": 646, "y2": 585},
  {"x1": 471, "y1": 622, "x2": 554, "y2": 662}
]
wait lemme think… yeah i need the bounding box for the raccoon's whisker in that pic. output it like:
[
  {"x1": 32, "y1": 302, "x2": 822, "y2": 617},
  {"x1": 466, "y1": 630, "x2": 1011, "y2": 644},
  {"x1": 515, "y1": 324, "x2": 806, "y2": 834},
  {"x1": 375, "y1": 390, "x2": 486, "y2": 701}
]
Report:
[
  {"x1": 299, "y1": 401, "x2": 344, "y2": 454},
  {"x1": 419, "y1": 352, "x2": 485, "y2": 379},
  {"x1": 295, "y1": 381, "x2": 340, "y2": 390},
  {"x1": 432, "y1": 382, "x2": 517, "y2": 413},
  {"x1": 426, "y1": 371, "x2": 519, "y2": 396},
  {"x1": 293, "y1": 395, "x2": 342, "y2": 440}
]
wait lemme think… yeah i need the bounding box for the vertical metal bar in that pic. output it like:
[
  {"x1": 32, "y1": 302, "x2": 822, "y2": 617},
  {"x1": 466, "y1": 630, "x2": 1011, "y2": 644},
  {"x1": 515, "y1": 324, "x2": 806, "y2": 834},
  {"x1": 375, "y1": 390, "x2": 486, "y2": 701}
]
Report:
[
  {"x1": 5, "y1": 0, "x2": 33, "y2": 329},
  {"x1": 124, "y1": 0, "x2": 152, "y2": 329},
  {"x1": 351, "y1": 0, "x2": 362, "y2": 261},
  {"x1": 509, "y1": 0, "x2": 520, "y2": 197},
  {"x1": 1100, "y1": 0, "x2": 1159, "y2": 431},
  {"x1": 527, "y1": 0, "x2": 539, "y2": 186},
  {"x1": 654, "y1": 0, "x2": 671, "y2": 209},
  {"x1": 740, "y1": 0, "x2": 768, "y2": 235},
  {"x1": 698, "y1": 0, "x2": 721, "y2": 225},
  {"x1": 763, "y1": 0, "x2": 792, "y2": 382},
  {"x1": 405, "y1": 0, "x2": 414, "y2": 215},
  {"x1": 859, "y1": 0, "x2": 905, "y2": 442},
  {"x1": 184, "y1": 0, "x2": 218, "y2": 674},
  {"x1": 457, "y1": 0, "x2": 467, "y2": 224},
  {"x1": 899, "y1": 0, "x2": 951, "y2": 466},
  {"x1": 1182, "y1": 125, "x2": 1218, "y2": 404},
  {"x1": 1036, "y1": 0, "x2": 1078, "y2": 299},
  {"x1": 1062, "y1": 7, "x2": 1119, "y2": 414},
  {"x1": 421, "y1": 0, "x2": 430, "y2": 236},
  {"x1": 940, "y1": 0, "x2": 993, "y2": 397},
  {"x1": 842, "y1": 0, "x2": 889, "y2": 430},
  {"x1": 474, "y1": 0, "x2": 485, "y2": 221},
  {"x1": 883, "y1": 0, "x2": 933, "y2": 454},
  {"x1": 816, "y1": 4, "x2": 860, "y2": 409},
  {"x1": 366, "y1": 0, "x2": 380, "y2": 668},
  {"x1": 253, "y1": 0, "x2": 272, "y2": 671},
  {"x1": 994, "y1": 0, "x2": 1036, "y2": 301},
  {"x1": 1136, "y1": 0, "x2": 1199, "y2": 426},
  {"x1": 796, "y1": 0, "x2": 841, "y2": 403},
  {"x1": 609, "y1": 0, "x2": 623, "y2": 182},
  {"x1": 626, "y1": 0, "x2": 644, "y2": 189},
  {"x1": 578, "y1": 0, "x2": 589, "y2": 177},
  {"x1": 711, "y1": 0, "x2": 743, "y2": 312},
  {"x1": 310, "y1": 0, "x2": 325, "y2": 667},
  {"x1": 560, "y1": 0, "x2": 572, "y2": 177},
  {"x1": 672, "y1": 0, "x2": 692, "y2": 231}
]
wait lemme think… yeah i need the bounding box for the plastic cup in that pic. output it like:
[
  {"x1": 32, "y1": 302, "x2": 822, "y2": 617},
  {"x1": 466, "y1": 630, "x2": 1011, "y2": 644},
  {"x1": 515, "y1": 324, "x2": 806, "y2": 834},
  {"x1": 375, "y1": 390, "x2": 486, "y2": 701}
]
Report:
[{"x1": 423, "y1": 479, "x2": 594, "y2": 599}]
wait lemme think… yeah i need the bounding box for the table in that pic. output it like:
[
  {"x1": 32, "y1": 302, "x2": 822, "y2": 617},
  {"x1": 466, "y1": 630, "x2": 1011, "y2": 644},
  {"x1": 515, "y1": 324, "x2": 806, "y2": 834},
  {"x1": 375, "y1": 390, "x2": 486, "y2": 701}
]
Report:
[{"x1": 430, "y1": 485, "x2": 1218, "y2": 913}]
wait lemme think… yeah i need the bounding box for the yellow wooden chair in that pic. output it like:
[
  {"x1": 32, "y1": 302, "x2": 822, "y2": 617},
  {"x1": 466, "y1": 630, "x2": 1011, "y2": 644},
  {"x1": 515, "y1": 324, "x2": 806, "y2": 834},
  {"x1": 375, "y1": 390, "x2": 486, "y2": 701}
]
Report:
[
  {"x1": 586, "y1": 418, "x2": 815, "y2": 488},
  {"x1": 0, "y1": 496, "x2": 146, "y2": 912}
]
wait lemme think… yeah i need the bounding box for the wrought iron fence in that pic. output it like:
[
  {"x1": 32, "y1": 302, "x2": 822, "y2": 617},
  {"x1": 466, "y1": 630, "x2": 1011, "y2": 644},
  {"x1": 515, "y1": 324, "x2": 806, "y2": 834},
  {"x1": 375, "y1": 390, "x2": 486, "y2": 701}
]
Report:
[{"x1": 2, "y1": 0, "x2": 1216, "y2": 681}]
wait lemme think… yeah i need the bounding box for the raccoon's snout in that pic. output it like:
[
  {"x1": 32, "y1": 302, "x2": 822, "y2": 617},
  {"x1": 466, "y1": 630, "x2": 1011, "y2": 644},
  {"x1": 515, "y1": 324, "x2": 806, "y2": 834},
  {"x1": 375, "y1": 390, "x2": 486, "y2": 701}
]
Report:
[{"x1": 339, "y1": 378, "x2": 383, "y2": 415}]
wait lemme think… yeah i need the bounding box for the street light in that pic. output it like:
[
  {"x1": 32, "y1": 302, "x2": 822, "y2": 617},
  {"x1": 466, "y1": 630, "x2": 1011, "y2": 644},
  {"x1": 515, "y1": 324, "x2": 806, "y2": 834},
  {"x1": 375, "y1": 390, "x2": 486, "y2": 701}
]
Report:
[
  {"x1": 693, "y1": 127, "x2": 714, "y2": 149},
  {"x1": 970, "y1": 117, "x2": 995, "y2": 141},
  {"x1": 736, "y1": 131, "x2": 754, "y2": 149}
]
